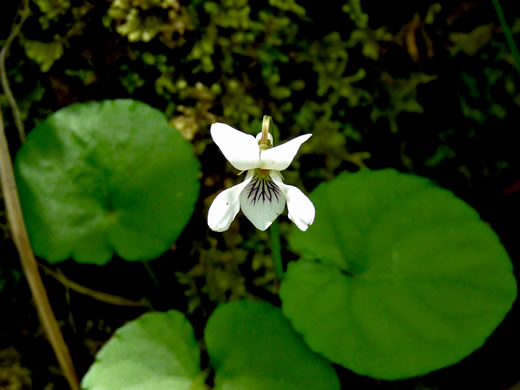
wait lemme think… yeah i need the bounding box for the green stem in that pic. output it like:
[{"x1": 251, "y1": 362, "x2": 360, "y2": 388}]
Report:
[
  {"x1": 143, "y1": 261, "x2": 160, "y2": 288},
  {"x1": 270, "y1": 219, "x2": 284, "y2": 281},
  {"x1": 491, "y1": 0, "x2": 520, "y2": 73},
  {"x1": 264, "y1": 115, "x2": 283, "y2": 280}
]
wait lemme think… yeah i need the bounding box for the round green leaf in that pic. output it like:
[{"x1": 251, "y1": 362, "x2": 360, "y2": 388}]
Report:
[
  {"x1": 205, "y1": 300, "x2": 339, "y2": 390},
  {"x1": 81, "y1": 311, "x2": 201, "y2": 390},
  {"x1": 282, "y1": 169, "x2": 517, "y2": 379},
  {"x1": 15, "y1": 99, "x2": 200, "y2": 264}
]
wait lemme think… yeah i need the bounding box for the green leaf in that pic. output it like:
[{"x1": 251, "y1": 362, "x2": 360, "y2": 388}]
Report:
[
  {"x1": 15, "y1": 99, "x2": 200, "y2": 264},
  {"x1": 205, "y1": 300, "x2": 340, "y2": 390},
  {"x1": 81, "y1": 311, "x2": 201, "y2": 390},
  {"x1": 282, "y1": 169, "x2": 517, "y2": 379}
]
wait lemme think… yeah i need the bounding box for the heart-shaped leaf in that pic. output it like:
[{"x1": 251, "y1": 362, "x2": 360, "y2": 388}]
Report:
[
  {"x1": 282, "y1": 169, "x2": 517, "y2": 379},
  {"x1": 81, "y1": 311, "x2": 201, "y2": 390},
  {"x1": 15, "y1": 99, "x2": 200, "y2": 264},
  {"x1": 205, "y1": 300, "x2": 340, "y2": 390}
]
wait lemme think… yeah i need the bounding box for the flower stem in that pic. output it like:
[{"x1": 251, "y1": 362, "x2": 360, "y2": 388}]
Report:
[
  {"x1": 270, "y1": 219, "x2": 284, "y2": 281},
  {"x1": 491, "y1": 0, "x2": 520, "y2": 73},
  {"x1": 264, "y1": 115, "x2": 284, "y2": 280},
  {"x1": 143, "y1": 261, "x2": 160, "y2": 288}
]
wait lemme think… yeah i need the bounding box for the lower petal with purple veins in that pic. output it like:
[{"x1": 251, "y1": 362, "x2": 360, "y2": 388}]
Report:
[{"x1": 240, "y1": 174, "x2": 286, "y2": 231}]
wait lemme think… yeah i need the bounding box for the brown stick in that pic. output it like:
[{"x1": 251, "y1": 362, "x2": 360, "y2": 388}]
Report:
[
  {"x1": 0, "y1": 0, "x2": 29, "y2": 144},
  {"x1": 40, "y1": 264, "x2": 149, "y2": 308},
  {"x1": 0, "y1": 107, "x2": 80, "y2": 390},
  {"x1": 0, "y1": 3, "x2": 80, "y2": 389}
]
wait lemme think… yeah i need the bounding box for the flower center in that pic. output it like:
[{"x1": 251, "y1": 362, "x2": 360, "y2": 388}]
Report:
[{"x1": 245, "y1": 174, "x2": 281, "y2": 205}]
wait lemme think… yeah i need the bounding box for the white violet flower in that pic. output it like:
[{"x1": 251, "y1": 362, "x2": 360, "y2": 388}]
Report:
[{"x1": 207, "y1": 118, "x2": 315, "y2": 232}]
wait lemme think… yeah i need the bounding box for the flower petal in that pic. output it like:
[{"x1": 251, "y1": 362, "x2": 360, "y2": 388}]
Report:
[
  {"x1": 211, "y1": 123, "x2": 260, "y2": 171},
  {"x1": 208, "y1": 171, "x2": 254, "y2": 232},
  {"x1": 270, "y1": 171, "x2": 315, "y2": 231},
  {"x1": 240, "y1": 175, "x2": 286, "y2": 231},
  {"x1": 259, "y1": 134, "x2": 312, "y2": 171}
]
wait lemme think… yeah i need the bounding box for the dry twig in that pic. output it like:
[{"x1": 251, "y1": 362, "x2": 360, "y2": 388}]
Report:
[
  {"x1": 0, "y1": 0, "x2": 30, "y2": 144},
  {"x1": 0, "y1": 2, "x2": 80, "y2": 389},
  {"x1": 40, "y1": 264, "x2": 150, "y2": 308}
]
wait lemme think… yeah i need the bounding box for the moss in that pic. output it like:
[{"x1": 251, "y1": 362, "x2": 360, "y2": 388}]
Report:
[
  {"x1": 22, "y1": 39, "x2": 64, "y2": 72},
  {"x1": 33, "y1": 0, "x2": 71, "y2": 29},
  {"x1": 106, "y1": 0, "x2": 193, "y2": 46},
  {"x1": 342, "y1": 0, "x2": 368, "y2": 29},
  {"x1": 175, "y1": 232, "x2": 252, "y2": 313},
  {"x1": 268, "y1": 0, "x2": 305, "y2": 17},
  {"x1": 0, "y1": 348, "x2": 31, "y2": 390},
  {"x1": 3, "y1": 0, "x2": 520, "y2": 335},
  {"x1": 450, "y1": 24, "x2": 495, "y2": 56},
  {"x1": 371, "y1": 72, "x2": 437, "y2": 133}
]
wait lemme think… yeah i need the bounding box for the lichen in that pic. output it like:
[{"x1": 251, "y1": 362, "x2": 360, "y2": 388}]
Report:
[
  {"x1": 33, "y1": 0, "x2": 71, "y2": 29},
  {"x1": 2, "y1": 0, "x2": 520, "y2": 331},
  {"x1": 175, "y1": 233, "x2": 249, "y2": 313},
  {"x1": 22, "y1": 39, "x2": 64, "y2": 72},
  {"x1": 0, "y1": 348, "x2": 31, "y2": 390},
  {"x1": 450, "y1": 25, "x2": 495, "y2": 56},
  {"x1": 371, "y1": 72, "x2": 437, "y2": 133},
  {"x1": 342, "y1": 0, "x2": 368, "y2": 29},
  {"x1": 268, "y1": 0, "x2": 305, "y2": 17},
  {"x1": 106, "y1": 0, "x2": 193, "y2": 46}
]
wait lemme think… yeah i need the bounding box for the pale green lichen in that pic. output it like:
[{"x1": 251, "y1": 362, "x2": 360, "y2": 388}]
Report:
[
  {"x1": 106, "y1": 0, "x2": 193, "y2": 46},
  {"x1": 204, "y1": 0, "x2": 254, "y2": 29},
  {"x1": 450, "y1": 25, "x2": 495, "y2": 56},
  {"x1": 33, "y1": 0, "x2": 71, "y2": 29},
  {"x1": 119, "y1": 64, "x2": 146, "y2": 93},
  {"x1": 302, "y1": 32, "x2": 370, "y2": 107},
  {"x1": 371, "y1": 72, "x2": 438, "y2": 133},
  {"x1": 342, "y1": 0, "x2": 368, "y2": 29},
  {"x1": 22, "y1": 39, "x2": 64, "y2": 72},
  {"x1": 0, "y1": 347, "x2": 31, "y2": 390},
  {"x1": 187, "y1": 26, "x2": 217, "y2": 73},
  {"x1": 21, "y1": 0, "x2": 93, "y2": 71},
  {"x1": 5, "y1": 0, "x2": 519, "y2": 316},
  {"x1": 174, "y1": 228, "x2": 280, "y2": 313},
  {"x1": 268, "y1": 0, "x2": 305, "y2": 16},
  {"x1": 425, "y1": 3, "x2": 442, "y2": 24},
  {"x1": 175, "y1": 234, "x2": 248, "y2": 313},
  {"x1": 346, "y1": 27, "x2": 393, "y2": 61}
]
